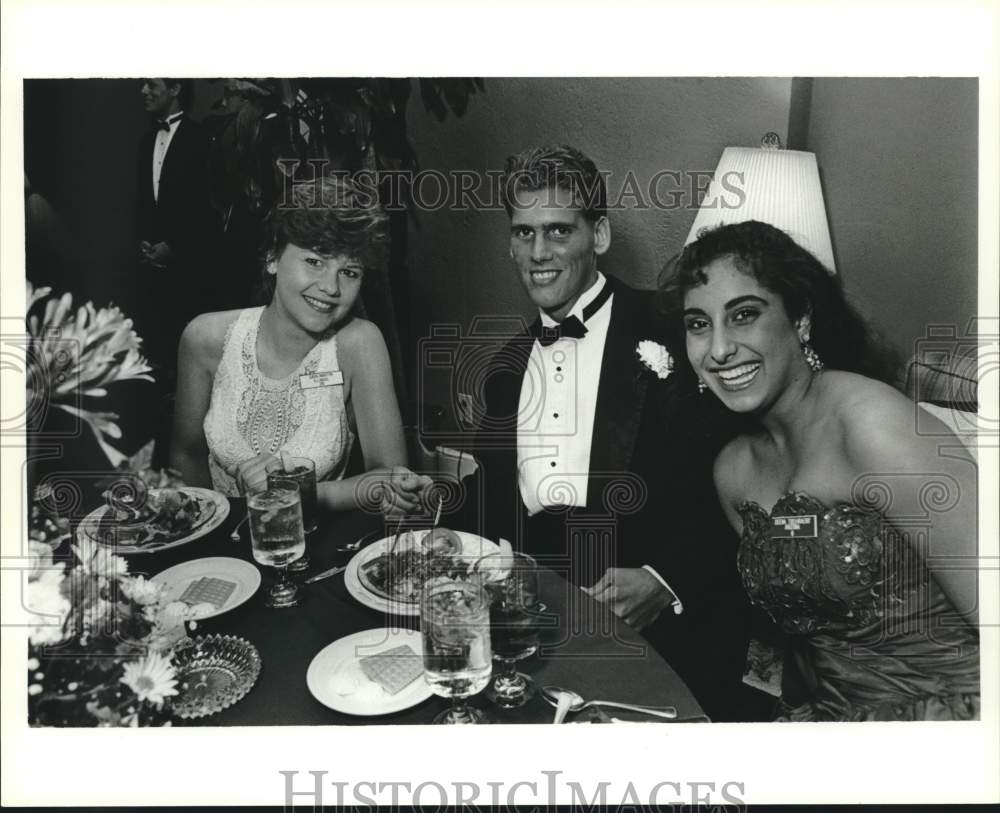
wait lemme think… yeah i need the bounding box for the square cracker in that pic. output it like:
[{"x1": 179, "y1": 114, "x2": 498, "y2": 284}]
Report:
[{"x1": 359, "y1": 644, "x2": 423, "y2": 695}]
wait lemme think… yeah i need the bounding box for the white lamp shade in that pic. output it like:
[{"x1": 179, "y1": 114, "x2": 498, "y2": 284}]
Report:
[{"x1": 684, "y1": 147, "x2": 837, "y2": 274}]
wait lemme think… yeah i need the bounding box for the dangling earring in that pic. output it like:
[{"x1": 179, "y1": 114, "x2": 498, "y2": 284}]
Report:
[
  {"x1": 801, "y1": 340, "x2": 824, "y2": 372},
  {"x1": 697, "y1": 378, "x2": 708, "y2": 394}
]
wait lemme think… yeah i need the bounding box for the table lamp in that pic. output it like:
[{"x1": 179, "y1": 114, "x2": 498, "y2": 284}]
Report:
[{"x1": 685, "y1": 136, "x2": 837, "y2": 274}]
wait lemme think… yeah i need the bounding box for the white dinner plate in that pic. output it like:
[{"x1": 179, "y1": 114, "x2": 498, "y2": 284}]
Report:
[
  {"x1": 76, "y1": 487, "x2": 230, "y2": 555},
  {"x1": 151, "y1": 557, "x2": 261, "y2": 620},
  {"x1": 306, "y1": 627, "x2": 432, "y2": 716},
  {"x1": 344, "y1": 530, "x2": 500, "y2": 616}
]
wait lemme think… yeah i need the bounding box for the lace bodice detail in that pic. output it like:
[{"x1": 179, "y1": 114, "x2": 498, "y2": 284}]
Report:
[{"x1": 204, "y1": 308, "x2": 354, "y2": 495}]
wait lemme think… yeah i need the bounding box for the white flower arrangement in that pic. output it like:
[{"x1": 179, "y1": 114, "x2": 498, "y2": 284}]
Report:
[
  {"x1": 636, "y1": 340, "x2": 674, "y2": 379},
  {"x1": 26, "y1": 524, "x2": 196, "y2": 726},
  {"x1": 26, "y1": 282, "x2": 154, "y2": 466}
]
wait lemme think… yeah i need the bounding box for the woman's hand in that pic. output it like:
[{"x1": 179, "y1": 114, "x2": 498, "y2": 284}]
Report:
[
  {"x1": 380, "y1": 466, "x2": 434, "y2": 518},
  {"x1": 230, "y1": 453, "x2": 281, "y2": 496}
]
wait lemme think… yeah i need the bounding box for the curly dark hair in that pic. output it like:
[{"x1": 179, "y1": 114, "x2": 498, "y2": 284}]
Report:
[
  {"x1": 257, "y1": 174, "x2": 389, "y2": 304},
  {"x1": 658, "y1": 220, "x2": 901, "y2": 388},
  {"x1": 502, "y1": 144, "x2": 607, "y2": 222}
]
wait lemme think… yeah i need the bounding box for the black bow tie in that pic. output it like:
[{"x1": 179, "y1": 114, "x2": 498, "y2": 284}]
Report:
[
  {"x1": 155, "y1": 117, "x2": 179, "y2": 132},
  {"x1": 536, "y1": 315, "x2": 586, "y2": 347},
  {"x1": 532, "y1": 279, "x2": 613, "y2": 347}
]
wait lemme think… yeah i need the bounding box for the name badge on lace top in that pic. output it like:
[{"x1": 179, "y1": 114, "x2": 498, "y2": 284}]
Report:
[
  {"x1": 299, "y1": 370, "x2": 344, "y2": 389},
  {"x1": 771, "y1": 515, "x2": 818, "y2": 538}
]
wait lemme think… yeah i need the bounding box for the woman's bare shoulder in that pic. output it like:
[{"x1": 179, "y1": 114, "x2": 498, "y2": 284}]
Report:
[
  {"x1": 820, "y1": 371, "x2": 930, "y2": 466},
  {"x1": 334, "y1": 317, "x2": 387, "y2": 360},
  {"x1": 179, "y1": 310, "x2": 243, "y2": 366},
  {"x1": 823, "y1": 371, "x2": 912, "y2": 428}
]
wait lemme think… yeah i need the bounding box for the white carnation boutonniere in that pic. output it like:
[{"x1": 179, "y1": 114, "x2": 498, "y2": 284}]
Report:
[{"x1": 636, "y1": 340, "x2": 674, "y2": 379}]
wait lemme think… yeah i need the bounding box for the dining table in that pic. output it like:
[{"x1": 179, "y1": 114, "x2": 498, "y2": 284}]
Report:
[{"x1": 125, "y1": 497, "x2": 706, "y2": 725}]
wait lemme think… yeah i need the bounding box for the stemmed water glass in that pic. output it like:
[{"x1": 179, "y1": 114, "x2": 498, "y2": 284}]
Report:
[
  {"x1": 474, "y1": 552, "x2": 541, "y2": 708},
  {"x1": 419, "y1": 578, "x2": 492, "y2": 724},
  {"x1": 247, "y1": 487, "x2": 305, "y2": 608}
]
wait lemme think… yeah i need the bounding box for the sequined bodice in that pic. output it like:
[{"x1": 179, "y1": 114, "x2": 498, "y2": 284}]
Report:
[
  {"x1": 738, "y1": 492, "x2": 933, "y2": 635},
  {"x1": 736, "y1": 491, "x2": 979, "y2": 720},
  {"x1": 203, "y1": 308, "x2": 354, "y2": 495}
]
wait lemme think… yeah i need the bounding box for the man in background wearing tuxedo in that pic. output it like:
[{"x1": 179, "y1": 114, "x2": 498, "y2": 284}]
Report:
[
  {"x1": 137, "y1": 78, "x2": 218, "y2": 466},
  {"x1": 468, "y1": 144, "x2": 750, "y2": 720}
]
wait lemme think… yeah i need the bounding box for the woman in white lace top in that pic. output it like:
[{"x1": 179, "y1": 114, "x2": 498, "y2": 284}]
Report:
[{"x1": 170, "y1": 176, "x2": 428, "y2": 515}]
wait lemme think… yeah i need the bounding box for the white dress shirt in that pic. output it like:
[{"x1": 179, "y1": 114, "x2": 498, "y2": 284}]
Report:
[
  {"x1": 516, "y1": 272, "x2": 684, "y2": 614},
  {"x1": 517, "y1": 272, "x2": 610, "y2": 515},
  {"x1": 152, "y1": 112, "x2": 184, "y2": 203}
]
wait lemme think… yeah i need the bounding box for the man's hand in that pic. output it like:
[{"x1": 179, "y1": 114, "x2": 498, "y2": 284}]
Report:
[
  {"x1": 140, "y1": 241, "x2": 174, "y2": 268},
  {"x1": 380, "y1": 466, "x2": 434, "y2": 518},
  {"x1": 582, "y1": 567, "x2": 673, "y2": 630}
]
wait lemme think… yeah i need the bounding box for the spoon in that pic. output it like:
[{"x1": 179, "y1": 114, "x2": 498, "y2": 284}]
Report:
[
  {"x1": 552, "y1": 691, "x2": 573, "y2": 724},
  {"x1": 229, "y1": 514, "x2": 248, "y2": 543},
  {"x1": 541, "y1": 686, "x2": 677, "y2": 720}
]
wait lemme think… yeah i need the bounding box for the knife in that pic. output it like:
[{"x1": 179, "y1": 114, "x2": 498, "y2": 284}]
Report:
[{"x1": 304, "y1": 564, "x2": 348, "y2": 584}]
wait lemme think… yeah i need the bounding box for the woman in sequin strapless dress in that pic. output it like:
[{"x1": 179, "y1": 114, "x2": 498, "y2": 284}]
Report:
[
  {"x1": 170, "y1": 176, "x2": 430, "y2": 516},
  {"x1": 659, "y1": 221, "x2": 979, "y2": 721}
]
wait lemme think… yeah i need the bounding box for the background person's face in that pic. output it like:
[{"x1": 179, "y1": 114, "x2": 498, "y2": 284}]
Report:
[
  {"x1": 140, "y1": 79, "x2": 180, "y2": 118},
  {"x1": 509, "y1": 185, "x2": 609, "y2": 321}
]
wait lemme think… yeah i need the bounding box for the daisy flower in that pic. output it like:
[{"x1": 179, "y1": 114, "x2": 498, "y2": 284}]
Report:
[
  {"x1": 91, "y1": 548, "x2": 129, "y2": 581},
  {"x1": 120, "y1": 651, "x2": 178, "y2": 707},
  {"x1": 120, "y1": 575, "x2": 162, "y2": 606}
]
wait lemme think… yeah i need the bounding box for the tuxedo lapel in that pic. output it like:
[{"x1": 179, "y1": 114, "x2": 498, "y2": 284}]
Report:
[
  {"x1": 156, "y1": 118, "x2": 191, "y2": 206},
  {"x1": 476, "y1": 326, "x2": 536, "y2": 541},
  {"x1": 493, "y1": 327, "x2": 535, "y2": 436},
  {"x1": 587, "y1": 281, "x2": 652, "y2": 484}
]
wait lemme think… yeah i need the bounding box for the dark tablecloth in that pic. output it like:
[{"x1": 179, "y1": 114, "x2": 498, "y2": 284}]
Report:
[{"x1": 129, "y1": 499, "x2": 704, "y2": 725}]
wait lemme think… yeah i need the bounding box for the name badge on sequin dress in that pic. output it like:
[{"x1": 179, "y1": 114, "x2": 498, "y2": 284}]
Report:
[{"x1": 771, "y1": 515, "x2": 818, "y2": 538}]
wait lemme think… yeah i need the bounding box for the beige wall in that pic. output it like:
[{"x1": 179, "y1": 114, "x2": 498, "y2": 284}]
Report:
[{"x1": 807, "y1": 78, "x2": 979, "y2": 362}]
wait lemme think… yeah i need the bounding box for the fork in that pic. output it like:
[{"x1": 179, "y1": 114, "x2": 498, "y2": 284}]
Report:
[
  {"x1": 335, "y1": 536, "x2": 367, "y2": 553},
  {"x1": 387, "y1": 495, "x2": 443, "y2": 555}
]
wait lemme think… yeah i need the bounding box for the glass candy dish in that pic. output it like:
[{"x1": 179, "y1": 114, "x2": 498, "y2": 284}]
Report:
[{"x1": 170, "y1": 635, "x2": 262, "y2": 719}]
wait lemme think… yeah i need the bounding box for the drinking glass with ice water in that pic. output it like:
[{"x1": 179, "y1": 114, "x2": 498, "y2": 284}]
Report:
[
  {"x1": 265, "y1": 456, "x2": 317, "y2": 573},
  {"x1": 420, "y1": 579, "x2": 492, "y2": 724},
  {"x1": 248, "y1": 487, "x2": 305, "y2": 608}
]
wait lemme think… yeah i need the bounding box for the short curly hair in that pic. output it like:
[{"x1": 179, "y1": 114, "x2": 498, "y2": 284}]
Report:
[
  {"x1": 257, "y1": 175, "x2": 389, "y2": 303},
  {"x1": 501, "y1": 144, "x2": 607, "y2": 222},
  {"x1": 659, "y1": 220, "x2": 901, "y2": 387}
]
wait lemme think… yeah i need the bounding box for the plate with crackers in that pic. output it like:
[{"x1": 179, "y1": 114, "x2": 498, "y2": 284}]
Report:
[
  {"x1": 151, "y1": 557, "x2": 261, "y2": 620},
  {"x1": 306, "y1": 627, "x2": 431, "y2": 715}
]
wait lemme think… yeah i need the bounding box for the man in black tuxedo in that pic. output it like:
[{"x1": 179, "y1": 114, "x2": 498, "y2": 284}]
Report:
[
  {"x1": 136, "y1": 78, "x2": 217, "y2": 465},
  {"x1": 467, "y1": 144, "x2": 749, "y2": 720}
]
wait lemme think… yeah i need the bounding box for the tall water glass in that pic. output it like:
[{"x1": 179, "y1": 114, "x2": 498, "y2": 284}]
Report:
[
  {"x1": 248, "y1": 487, "x2": 305, "y2": 608},
  {"x1": 420, "y1": 579, "x2": 492, "y2": 724},
  {"x1": 266, "y1": 456, "x2": 317, "y2": 572}
]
